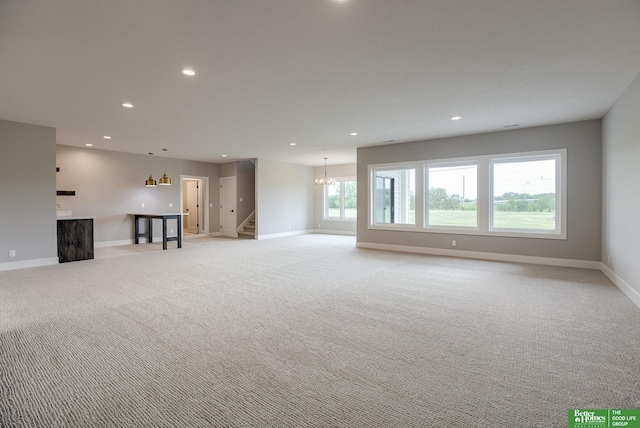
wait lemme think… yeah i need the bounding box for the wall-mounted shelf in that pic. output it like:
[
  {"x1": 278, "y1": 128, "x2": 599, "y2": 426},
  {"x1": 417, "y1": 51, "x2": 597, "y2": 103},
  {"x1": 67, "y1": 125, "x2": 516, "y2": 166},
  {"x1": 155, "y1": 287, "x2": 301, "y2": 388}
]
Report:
[{"x1": 56, "y1": 190, "x2": 76, "y2": 196}]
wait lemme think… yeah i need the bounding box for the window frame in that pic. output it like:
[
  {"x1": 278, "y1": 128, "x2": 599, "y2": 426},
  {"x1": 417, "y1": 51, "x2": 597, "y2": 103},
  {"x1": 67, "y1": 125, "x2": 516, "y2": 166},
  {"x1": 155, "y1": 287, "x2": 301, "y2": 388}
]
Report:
[
  {"x1": 323, "y1": 176, "x2": 357, "y2": 222},
  {"x1": 489, "y1": 151, "x2": 566, "y2": 239},
  {"x1": 425, "y1": 160, "x2": 480, "y2": 232},
  {"x1": 368, "y1": 149, "x2": 567, "y2": 239},
  {"x1": 368, "y1": 162, "x2": 419, "y2": 231}
]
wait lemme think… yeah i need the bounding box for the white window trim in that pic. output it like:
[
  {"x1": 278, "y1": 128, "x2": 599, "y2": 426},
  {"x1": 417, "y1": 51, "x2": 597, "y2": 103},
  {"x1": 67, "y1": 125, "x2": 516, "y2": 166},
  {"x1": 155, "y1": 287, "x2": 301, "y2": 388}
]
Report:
[
  {"x1": 425, "y1": 160, "x2": 480, "y2": 232},
  {"x1": 368, "y1": 162, "x2": 419, "y2": 230},
  {"x1": 488, "y1": 150, "x2": 567, "y2": 239},
  {"x1": 368, "y1": 149, "x2": 567, "y2": 240},
  {"x1": 323, "y1": 176, "x2": 357, "y2": 222}
]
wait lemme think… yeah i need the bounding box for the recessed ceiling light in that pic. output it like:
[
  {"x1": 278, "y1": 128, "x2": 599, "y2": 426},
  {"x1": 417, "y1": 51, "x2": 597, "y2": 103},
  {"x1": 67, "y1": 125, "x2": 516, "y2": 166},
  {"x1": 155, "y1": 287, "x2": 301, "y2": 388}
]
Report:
[
  {"x1": 289, "y1": 143, "x2": 296, "y2": 146},
  {"x1": 103, "y1": 136, "x2": 111, "y2": 139},
  {"x1": 350, "y1": 132, "x2": 358, "y2": 136},
  {"x1": 450, "y1": 116, "x2": 462, "y2": 121},
  {"x1": 85, "y1": 143, "x2": 93, "y2": 147},
  {"x1": 182, "y1": 68, "x2": 196, "y2": 76},
  {"x1": 122, "y1": 102, "x2": 134, "y2": 108},
  {"x1": 331, "y1": 0, "x2": 350, "y2": 3},
  {"x1": 222, "y1": 154, "x2": 227, "y2": 157}
]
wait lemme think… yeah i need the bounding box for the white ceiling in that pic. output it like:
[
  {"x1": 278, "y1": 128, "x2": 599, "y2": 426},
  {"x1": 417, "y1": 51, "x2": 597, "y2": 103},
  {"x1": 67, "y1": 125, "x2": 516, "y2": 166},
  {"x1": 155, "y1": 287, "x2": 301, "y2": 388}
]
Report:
[{"x1": 1, "y1": 0, "x2": 639, "y2": 166}]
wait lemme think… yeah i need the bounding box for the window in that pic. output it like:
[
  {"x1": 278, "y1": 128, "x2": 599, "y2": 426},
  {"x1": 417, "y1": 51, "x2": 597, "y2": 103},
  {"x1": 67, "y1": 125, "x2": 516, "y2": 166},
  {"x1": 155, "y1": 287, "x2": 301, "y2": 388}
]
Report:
[
  {"x1": 324, "y1": 178, "x2": 357, "y2": 220},
  {"x1": 491, "y1": 154, "x2": 560, "y2": 233},
  {"x1": 371, "y1": 166, "x2": 415, "y2": 226},
  {"x1": 369, "y1": 149, "x2": 566, "y2": 239},
  {"x1": 427, "y1": 164, "x2": 478, "y2": 228}
]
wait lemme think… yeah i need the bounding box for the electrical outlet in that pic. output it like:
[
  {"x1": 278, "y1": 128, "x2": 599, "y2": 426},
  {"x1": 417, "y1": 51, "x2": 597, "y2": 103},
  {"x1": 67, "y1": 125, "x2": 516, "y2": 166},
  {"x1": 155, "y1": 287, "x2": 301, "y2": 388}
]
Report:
[
  {"x1": 170, "y1": 229, "x2": 174, "y2": 233},
  {"x1": 452, "y1": 240, "x2": 457, "y2": 247},
  {"x1": 289, "y1": 226, "x2": 292, "y2": 230},
  {"x1": 141, "y1": 202, "x2": 145, "y2": 208},
  {"x1": 169, "y1": 203, "x2": 173, "y2": 207},
  {"x1": 210, "y1": 203, "x2": 213, "y2": 207},
  {"x1": 239, "y1": 197, "x2": 243, "y2": 202},
  {"x1": 9, "y1": 250, "x2": 16, "y2": 257}
]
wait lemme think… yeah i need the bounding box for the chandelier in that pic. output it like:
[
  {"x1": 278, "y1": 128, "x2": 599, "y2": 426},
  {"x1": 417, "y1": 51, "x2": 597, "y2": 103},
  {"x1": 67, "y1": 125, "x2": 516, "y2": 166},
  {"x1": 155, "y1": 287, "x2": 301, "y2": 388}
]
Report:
[{"x1": 315, "y1": 157, "x2": 335, "y2": 186}]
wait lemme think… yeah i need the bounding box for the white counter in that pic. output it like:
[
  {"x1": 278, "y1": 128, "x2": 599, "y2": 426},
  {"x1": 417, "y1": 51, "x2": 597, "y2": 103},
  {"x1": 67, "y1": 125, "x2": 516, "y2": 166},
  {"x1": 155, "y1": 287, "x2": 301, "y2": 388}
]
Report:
[{"x1": 57, "y1": 216, "x2": 96, "y2": 220}]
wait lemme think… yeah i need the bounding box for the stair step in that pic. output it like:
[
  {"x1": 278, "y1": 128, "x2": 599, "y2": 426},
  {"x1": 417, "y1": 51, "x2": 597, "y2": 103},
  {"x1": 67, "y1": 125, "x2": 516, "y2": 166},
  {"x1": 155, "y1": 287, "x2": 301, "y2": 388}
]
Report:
[{"x1": 244, "y1": 224, "x2": 255, "y2": 231}]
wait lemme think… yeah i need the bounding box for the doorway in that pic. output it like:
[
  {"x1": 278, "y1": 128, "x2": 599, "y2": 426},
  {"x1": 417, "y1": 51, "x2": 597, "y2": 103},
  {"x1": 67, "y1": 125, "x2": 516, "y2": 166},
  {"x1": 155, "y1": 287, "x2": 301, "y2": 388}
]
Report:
[
  {"x1": 376, "y1": 176, "x2": 395, "y2": 223},
  {"x1": 219, "y1": 176, "x2": 237, "y2": 237},
  {"x1": 180, "y1": 176, "x2": 208, "y2": 236}
]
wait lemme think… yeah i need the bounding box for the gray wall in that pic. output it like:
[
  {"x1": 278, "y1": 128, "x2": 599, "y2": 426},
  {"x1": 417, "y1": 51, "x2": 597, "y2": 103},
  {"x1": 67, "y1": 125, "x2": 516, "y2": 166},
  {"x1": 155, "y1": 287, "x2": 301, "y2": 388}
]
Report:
[
  {"x1": 56, "y1": 145, "x2": 220, "y2": 243},
  {"x1": 255, "y1": 158, "x2": 314, "y2": 237},
  {"x1": 314, "y1": 163, "x2": 357, "y2": 235},
  {"x1": 0, "y1": 119, "x2": 57, "y2": 265},
  {"x1": 603, "y1": 72, "x2": 640, "y2": 296},
  {"x1": 237, "y1": 160, "x2": 256, "y2": 225},
  {"x1": 220, "y1": 162, "x2": 237, "y2": 178},
  {"x1": 357, "y1": 120, "x2": 602, "y2": 261}
]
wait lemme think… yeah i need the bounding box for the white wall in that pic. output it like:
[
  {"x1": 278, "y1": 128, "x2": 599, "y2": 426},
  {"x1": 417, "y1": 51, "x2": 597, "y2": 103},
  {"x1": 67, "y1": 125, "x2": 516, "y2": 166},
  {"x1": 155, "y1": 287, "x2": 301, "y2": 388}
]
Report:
[
  {"x1": 602, "y1": 72, "x2": 640, "y2": 305},
  {"x1": 56, "y1": 145, "x2": 220, "y2": 245},
  {"x1": 0, "y1": 119, "x2": 57, "y2": 269},
  {"x1": 255, "y1": 158, "x2": 314, "y2": 238},
  {"x1": 314, "y1": 163, "x2": 357, "y2": 235}
]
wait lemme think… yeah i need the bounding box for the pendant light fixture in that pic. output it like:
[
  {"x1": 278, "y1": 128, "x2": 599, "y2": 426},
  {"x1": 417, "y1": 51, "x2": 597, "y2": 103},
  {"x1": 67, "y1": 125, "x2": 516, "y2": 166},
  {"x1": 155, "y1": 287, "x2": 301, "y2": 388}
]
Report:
[
  {"x1": 315, "y1": 157, "x2": 335, "y2": 186},
  {"x1": 145, "y1": 153, "x2": 157, "y2": 187},
  {"x1": 158, "y1": 148, "x2": 172, "y2": 185}
]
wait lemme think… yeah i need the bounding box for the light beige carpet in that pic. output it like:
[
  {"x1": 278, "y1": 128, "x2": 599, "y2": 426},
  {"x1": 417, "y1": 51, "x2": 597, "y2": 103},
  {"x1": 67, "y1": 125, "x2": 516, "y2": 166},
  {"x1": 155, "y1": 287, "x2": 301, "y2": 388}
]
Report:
[{"x1": 1, "y1": 234, "x2": 639, "y2": 427}]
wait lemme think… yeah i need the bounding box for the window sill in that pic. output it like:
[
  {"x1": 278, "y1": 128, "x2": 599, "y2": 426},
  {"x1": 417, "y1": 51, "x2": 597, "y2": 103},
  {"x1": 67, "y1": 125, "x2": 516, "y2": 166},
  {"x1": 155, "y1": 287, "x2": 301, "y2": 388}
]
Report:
[{"x1": 368, "y1": 224, "x2": 566, "y2": 239}]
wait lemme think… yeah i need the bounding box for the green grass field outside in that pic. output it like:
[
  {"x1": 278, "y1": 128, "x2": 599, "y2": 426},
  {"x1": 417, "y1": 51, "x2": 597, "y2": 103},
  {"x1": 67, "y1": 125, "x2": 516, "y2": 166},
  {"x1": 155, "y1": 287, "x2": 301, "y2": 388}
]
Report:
[
  {"x1": 335, "y1": 207, "x2": 555, "y2": 230},
  {"x1": 327, "y1": 208, "x2": 357, "y2": 219},
  {"x1": 428, "y1": 210, "x2": 556, "y2": 229}
]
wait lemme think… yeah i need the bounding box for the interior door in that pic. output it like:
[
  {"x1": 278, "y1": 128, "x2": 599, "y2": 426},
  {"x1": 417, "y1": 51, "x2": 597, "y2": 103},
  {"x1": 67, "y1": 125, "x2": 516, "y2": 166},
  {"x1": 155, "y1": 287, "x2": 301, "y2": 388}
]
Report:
[
  {"x1": 220, "y1": 177, "x2": 237, "y2": 237},
  {"x1": 185, "y1": 180, "x2": 198, "y2": 233}
]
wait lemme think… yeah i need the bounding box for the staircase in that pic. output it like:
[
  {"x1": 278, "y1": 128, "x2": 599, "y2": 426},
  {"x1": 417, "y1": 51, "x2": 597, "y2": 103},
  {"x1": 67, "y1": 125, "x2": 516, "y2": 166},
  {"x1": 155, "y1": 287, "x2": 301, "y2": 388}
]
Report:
[{"x1": 238, "y1": 219, "x2": 255, "y2": 239}]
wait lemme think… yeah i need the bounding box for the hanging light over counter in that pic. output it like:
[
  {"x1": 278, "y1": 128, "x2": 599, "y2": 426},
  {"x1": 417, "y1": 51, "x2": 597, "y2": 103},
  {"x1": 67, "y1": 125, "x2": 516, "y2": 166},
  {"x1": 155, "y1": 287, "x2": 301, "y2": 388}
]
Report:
[
  {"x1": 158, "y1": 148, "x2": 172, "y2": 185},
  {"x1": 145, "y1": 153, "x2": 157, "y2": 187}
]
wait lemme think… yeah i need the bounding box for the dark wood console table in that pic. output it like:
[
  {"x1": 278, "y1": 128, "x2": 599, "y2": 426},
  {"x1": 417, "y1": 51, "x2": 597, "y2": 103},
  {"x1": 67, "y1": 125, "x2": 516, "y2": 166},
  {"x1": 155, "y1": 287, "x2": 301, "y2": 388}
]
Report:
[
  {"x1": 57, "y1": 217, "x2": 95, "y2": 263},
  {"x1": 131, "y1": 213, "x2": 184, "y2": 250}
]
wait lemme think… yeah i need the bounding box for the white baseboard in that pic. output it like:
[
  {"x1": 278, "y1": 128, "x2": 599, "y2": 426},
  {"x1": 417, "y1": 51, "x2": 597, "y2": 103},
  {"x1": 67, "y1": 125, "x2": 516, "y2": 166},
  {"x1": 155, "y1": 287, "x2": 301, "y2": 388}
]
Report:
[
  {"x1": 313, "y1": 229, "x2": 357, "y2": 236},
  {"x1": 96, "y1": 236, "x2": 184, "y2": 247},
  {"x1": 95, "y1": 239, "x2": 134, "y2": 248},
  {"x1": 356, "y1": 241, "x2": 602, "y2": 270},
  {"x1": 0, "y1": 257, "x2": 59, "y2": 272},
  {"x1": 600, "y1": 264, "x2": 640, "y2": 309},
  {"x1": 257, "y1": 229, "x2": 314, "y2": 240}
]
